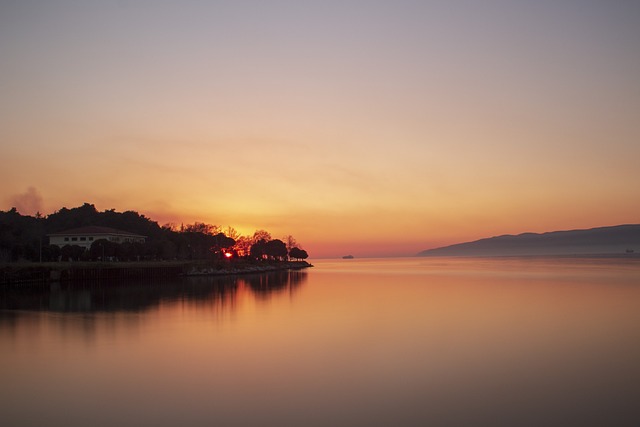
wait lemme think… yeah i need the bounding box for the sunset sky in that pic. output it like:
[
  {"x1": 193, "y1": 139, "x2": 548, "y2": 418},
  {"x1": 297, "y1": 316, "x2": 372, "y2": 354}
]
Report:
[{"x1": 1, "y1": 0, "x2": 639, "y2": 258}]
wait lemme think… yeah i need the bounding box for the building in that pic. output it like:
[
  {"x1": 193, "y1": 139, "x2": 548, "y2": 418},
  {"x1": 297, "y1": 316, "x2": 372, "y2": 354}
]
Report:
[{"x1": 48, "y1": 226, "x2": 146, "y2": 250}]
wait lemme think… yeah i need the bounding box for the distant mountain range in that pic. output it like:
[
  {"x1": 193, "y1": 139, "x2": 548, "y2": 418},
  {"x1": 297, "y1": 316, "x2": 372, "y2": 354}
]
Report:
[{"x1": 418, "y1": 224, "x2": 640, "y2": 257}]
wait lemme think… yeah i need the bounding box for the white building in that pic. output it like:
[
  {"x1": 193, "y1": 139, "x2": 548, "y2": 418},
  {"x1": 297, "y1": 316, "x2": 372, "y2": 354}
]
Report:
[{"x1": 48, "y1": 226, "x2": 146, "y2": 249}]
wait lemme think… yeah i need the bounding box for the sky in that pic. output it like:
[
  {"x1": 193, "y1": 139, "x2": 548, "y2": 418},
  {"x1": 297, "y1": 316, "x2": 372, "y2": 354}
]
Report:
[{"x1": 1, "y1": 0, "x2": 639, "y2": 258}]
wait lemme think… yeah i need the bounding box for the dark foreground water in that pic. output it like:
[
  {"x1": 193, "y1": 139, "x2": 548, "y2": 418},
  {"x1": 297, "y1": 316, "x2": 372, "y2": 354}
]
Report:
[{"x1": 1, "y1": 257, "x2": 639, "y2": 427}]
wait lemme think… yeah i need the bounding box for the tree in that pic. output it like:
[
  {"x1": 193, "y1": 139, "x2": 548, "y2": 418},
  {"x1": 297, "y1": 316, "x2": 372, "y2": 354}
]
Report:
[
  {"x1": 250, "y1": 239, "x2": 268, "y2": 260},
  {"x1": 183, "y1": 222, "x2": 220, "y2": 235},
  {"x1": 233, "y1": 235, "x2": 252, "y2": 257},
  {"x1": 60, "y1": 244, "x2": 85, "y2": 262},
  {"x1": 89, "y1": 239, "x2": 118, "y2": 261},
  {"x1": 283, "y1": 235, "x2": 298, "y2": 252},
  {"x1": 0, "y1": 207, "x2": 45, "y2": 261},
  {"x1": 155, "y1": 240, "x2": 177, "y2": 260},
  {"x1": 116, "y1": 242, "x2": 138, "y2": 261},
  {"x1": 265, "y1": 239, "x2": 288, "y2": 261},
  {"x1": 180, "y1": 231, "x2": 209, "y2": 259},
  {"x1": 251, "y1": 230, "x2": 272, "y2": 245},
  {"x1": 0, "y1": 204, "x2": 306, "y2": 264},
  {"x1": 289, "y1": 247, "x2": 308, "y2": 261},
  {"x1": 210, "y1": 232, "x2": 236, "y2": 258},
  {"x1": 225, "y1": 226, "x2": 241, "y2": 241},
  {"x1": 41, "y1": 244, "x2": 61, "y2": 262},
  {"x1": 47, "y1": 203, "x2": 98, "y2": 231}
]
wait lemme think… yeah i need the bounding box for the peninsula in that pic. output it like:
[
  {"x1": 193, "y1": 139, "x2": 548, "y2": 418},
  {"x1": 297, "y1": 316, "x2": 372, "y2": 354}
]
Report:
[{"x1": 0, "y1": 203, "x2": 312, "y2": 284}]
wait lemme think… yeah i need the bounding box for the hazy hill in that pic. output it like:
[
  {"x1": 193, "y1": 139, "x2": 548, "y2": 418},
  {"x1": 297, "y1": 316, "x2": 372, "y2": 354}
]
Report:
[{"x1": 418, "y1": 225, "x2": 640, "y2": 257}]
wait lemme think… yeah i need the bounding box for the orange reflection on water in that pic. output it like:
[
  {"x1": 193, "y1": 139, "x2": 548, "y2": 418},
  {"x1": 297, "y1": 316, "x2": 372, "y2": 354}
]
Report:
[{"x1": 1, "y1": 257, "x2": 639, "y2": 426}]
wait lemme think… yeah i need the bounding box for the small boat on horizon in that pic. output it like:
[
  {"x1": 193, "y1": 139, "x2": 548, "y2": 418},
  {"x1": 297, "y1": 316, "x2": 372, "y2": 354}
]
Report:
[{"x1": 342, "y1": 255, "x2": 354, "y2": 259}]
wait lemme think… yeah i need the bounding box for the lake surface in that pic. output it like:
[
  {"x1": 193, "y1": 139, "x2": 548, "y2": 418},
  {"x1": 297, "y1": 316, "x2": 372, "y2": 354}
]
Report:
[{"x1": 1, "y1": 257, "x2": 639, "y2": 426}]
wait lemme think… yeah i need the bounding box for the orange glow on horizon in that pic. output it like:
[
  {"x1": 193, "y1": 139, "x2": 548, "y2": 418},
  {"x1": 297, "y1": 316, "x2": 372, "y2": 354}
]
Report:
[{"x1": 1, "y1": 1, "x2": 639, "y2": 258}]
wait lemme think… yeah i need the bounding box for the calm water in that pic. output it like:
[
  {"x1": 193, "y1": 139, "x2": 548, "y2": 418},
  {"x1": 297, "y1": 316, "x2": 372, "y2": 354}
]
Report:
[{"x1": 1, "y1": 257, "x2": 639, "y2": 427}]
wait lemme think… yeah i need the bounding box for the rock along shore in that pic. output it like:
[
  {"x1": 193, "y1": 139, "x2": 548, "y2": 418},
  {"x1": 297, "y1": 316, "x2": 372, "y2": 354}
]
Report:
[
  {"x1": 1, "y1": 260, "x2": 313, "y2": 284},
  {"x1": 184, "y1": 260, "x2": 313, "y2": 277}
]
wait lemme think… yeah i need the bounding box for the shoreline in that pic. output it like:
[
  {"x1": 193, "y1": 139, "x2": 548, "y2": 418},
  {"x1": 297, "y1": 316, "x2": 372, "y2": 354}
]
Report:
[
  {"x1": 184, "y1": 260, "x2": 313, "y2": 277},
  {"x1": 0, "y1": 260, "x2": 313, "y2": 285}
]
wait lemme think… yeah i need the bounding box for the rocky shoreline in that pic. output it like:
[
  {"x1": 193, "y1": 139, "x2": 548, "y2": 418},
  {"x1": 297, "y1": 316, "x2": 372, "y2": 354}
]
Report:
[
  {"x1": 1, "y1": 260, "x2": 313, "y2": 284},
  {"x1": 184, "y1": 260, "x2": 313, "y2": 276}
]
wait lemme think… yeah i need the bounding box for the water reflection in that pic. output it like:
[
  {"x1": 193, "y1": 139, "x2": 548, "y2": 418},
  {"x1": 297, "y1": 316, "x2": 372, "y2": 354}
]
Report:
[
  {"x1": 0, "y1": 270, "x2": 308, "y2": 314},
  {"x1": 2, "y1": 259, "x2": 638, "y2": 427},
  {"x1": 244, "y1": 269, "x2": 307, "y2": 298}
]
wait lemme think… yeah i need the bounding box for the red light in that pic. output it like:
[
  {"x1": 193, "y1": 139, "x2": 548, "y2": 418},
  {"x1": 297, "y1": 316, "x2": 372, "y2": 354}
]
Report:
[{"x1": 224, "y1": 252, "x2": 233, "y2": 258}]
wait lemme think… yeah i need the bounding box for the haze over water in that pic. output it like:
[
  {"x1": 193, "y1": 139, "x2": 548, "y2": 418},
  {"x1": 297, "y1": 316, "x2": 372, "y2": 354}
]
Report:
[{"x1": 2, "y1": 257, "x2": 639, "y2": 426}]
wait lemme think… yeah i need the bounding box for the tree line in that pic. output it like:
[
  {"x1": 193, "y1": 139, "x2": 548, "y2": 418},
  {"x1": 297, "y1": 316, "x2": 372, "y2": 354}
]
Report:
[{"x1": 0, "y1": 203, "x2": 308, "y2": 263}]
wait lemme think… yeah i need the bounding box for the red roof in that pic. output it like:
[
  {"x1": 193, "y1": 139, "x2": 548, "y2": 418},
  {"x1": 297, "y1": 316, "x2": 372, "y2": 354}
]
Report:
[{"x1": 48, "y1": 226, "x2": 145, "y2": 238}]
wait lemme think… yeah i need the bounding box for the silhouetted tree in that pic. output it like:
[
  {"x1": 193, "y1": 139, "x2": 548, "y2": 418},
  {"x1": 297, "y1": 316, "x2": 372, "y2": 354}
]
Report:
[
  {"x1": 89, "y1": 239, "x2": 118, "y2": 261},
  {"x1": 225, "y1": 226, "x2": 241, "y2": 241},
  {"x1": 183, "y1": 222, "x2": 220, "y2": 235},
  {"x1": 0, "y1": 204, "x2": 302, "y2": 264},
  {"x1": 0, "y1": 207, "x2": 44, "y2": 261},
  {"x1": 140, "y1": 239, "x2": 169, "y2": 260},
  {"x1": 210, "y1": 233, "x2": 236, "y2": 258},
  {"x1": 233, "y1": 235, "x2": 252, "y2": 257},
  {"x1": 251, "y1": 230, "x2": 272, "y2": 245},
  {"x1": 41, "y1": 244, "x2": 61, "y2": 262},
  {"x1": 265, "y1": 239, "x2": 288, "y2": 261},
  {"x1": 60, "y1": 244, "x2": 85, "y2": 261},
  {"x1": 46, "y1": 204, "x2": 166, "y2": 243},
  {"x1": 283, "y1": 235, "x2": 298, "y2": 252},
  {"x1": 250, "y1": 239, "x2": 268, "y2": 260},
  {"x1": 289, "y1": 247, "x2": 308, "y2": 261},
  {"x1": 116, "y1": 242, "x2": 136, "y2": 261},
  {"x1": 47, "y1": 203, "x2": 99, "y2": 231}
]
